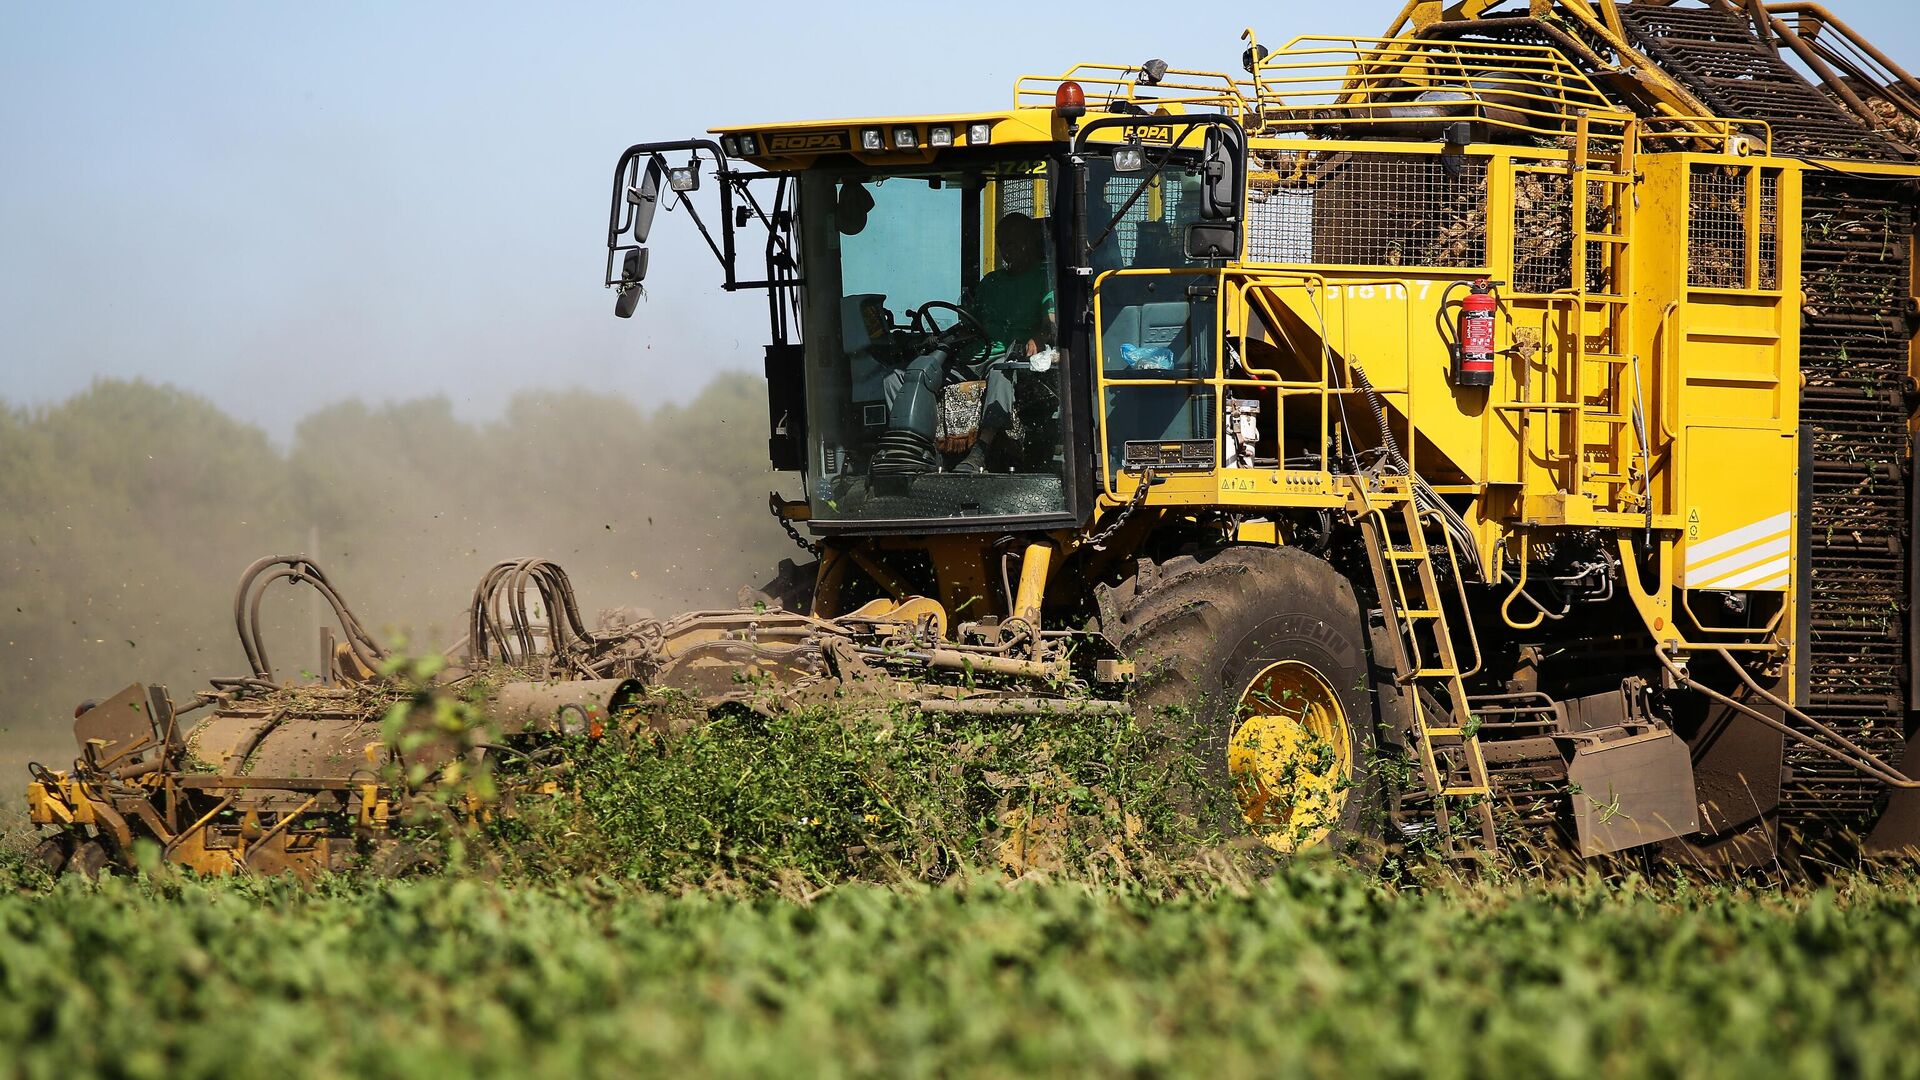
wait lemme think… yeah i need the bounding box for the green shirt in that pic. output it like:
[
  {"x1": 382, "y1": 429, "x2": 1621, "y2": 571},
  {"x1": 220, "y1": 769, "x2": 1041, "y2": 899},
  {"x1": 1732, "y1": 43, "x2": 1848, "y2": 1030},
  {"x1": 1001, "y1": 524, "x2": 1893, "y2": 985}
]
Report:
[{"x1": 971, "y1": 263, "x2": 1054, "y2": 359}]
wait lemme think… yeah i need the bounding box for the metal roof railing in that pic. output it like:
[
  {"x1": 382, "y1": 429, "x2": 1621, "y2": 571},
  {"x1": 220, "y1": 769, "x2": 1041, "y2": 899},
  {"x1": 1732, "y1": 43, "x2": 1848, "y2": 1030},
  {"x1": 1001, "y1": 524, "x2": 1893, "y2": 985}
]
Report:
[
  {"x1": 1250, "y1": 35, "x2": 1631, "y2": 147},
  {"x1": 1014, "y1": 63, "x2": 1250, "y2": 118}
]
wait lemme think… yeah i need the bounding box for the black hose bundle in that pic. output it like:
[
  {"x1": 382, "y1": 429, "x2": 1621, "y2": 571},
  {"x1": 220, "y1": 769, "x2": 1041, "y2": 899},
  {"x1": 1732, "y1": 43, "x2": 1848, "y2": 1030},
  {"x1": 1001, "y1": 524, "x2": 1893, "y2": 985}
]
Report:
[
  {"x1": 468, "y1": 558, "x2": 601, "y2": 670},
  {"x1": 232, "y1": 555, "x2": 386, "y2": 684},
  {"x1": 1347, "y1": 365, "x2": 1482, "y2": 579}
]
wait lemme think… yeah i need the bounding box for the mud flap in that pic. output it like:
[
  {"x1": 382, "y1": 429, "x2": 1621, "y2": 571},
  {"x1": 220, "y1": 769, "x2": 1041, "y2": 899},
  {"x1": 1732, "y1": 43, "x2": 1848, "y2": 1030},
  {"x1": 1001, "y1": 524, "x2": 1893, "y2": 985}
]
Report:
[
  {"x1": 74, "y1": 683, "x2": 155, "y2": 764},
  {"x1": 1567, "y1": 728, "x2": 1700, "y2": 857}
]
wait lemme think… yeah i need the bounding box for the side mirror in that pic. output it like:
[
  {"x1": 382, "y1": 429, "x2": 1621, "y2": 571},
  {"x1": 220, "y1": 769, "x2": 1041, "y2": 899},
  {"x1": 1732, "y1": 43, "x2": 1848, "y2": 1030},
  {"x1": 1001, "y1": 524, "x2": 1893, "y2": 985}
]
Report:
[
  {"x1": 613, "y1": 248, "x2": 648, "y2": 318},
  {"x1": 1200, "y1": 126, "x2": 1239, "y2": 221},
  {"x1": 628, "y1": 156, "x2": 665, "y2": 244},
  {"x1": 1186, "y1": 221, "x2": 1239, "y2": 261}
]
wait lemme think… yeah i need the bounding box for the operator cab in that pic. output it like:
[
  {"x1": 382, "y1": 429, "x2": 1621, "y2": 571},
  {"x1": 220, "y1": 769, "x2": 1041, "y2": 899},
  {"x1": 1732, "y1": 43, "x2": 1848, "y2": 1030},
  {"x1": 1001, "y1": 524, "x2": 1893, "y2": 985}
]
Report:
[
  {"x1": 605, "y1": 93, "x2": 1244, "y2": 536},
  {"x1": 799, "y1": 157, "x2": 1068, "y2": 524}
]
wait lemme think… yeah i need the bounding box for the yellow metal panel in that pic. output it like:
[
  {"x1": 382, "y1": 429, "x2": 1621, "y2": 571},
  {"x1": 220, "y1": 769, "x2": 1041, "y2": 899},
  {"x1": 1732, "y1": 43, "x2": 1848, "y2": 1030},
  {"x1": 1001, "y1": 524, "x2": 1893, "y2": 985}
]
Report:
[
  {"x1": 1235, "y1": 520, "x2": 1281, "y2": 545},
  {"x1": 1679, "y1": 429, "x2": 1796, "y2": 592},
  {"x1": 25, "y1": 781, "x2": 67, "y2": 825},
  {"x1": 922, "y1": 537, "x2": 995, "y2": 618},
  {"x1": 1676, "y1": 310, "x2": 1791, "y2": 424},
  {"x1": 1011, "y1": 543, "x2": 1053, "y2": 627}
]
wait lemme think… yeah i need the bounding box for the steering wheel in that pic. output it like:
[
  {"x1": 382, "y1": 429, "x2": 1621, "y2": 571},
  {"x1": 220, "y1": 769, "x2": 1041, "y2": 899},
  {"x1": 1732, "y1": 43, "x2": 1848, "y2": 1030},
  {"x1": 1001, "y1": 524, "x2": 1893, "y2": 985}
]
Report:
[{"x1": 909, "y1": 301, "x2": 986, "y2": 346}]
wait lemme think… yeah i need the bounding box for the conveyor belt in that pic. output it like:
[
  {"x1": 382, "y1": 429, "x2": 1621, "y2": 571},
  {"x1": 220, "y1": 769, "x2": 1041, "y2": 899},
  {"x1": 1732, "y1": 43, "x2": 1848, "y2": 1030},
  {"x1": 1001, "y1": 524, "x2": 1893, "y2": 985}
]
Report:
[
  {"x1": 1789, "y1": 173, "x2": 1914, "y2": 829},
  {"x1": 1616, "y1": 4, "x2": 1905, "y2": 162}
]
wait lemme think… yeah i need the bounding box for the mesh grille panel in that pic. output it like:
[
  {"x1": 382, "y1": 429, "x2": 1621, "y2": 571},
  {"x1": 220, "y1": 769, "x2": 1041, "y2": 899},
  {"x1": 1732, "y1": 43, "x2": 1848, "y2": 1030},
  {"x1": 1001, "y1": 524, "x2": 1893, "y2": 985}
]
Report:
[
  {"x1": 1247, "y1": 152, "x2": 1487, "y2": 267},
  {"x1": 1097, "y1": 174, "x2": 1191, "y2": 264},
  {"x1": 998, "y1": 179, "x2": 1036, "y2": 218},
  {"x1": 1758, "y1": 170, "x2": 1781, "y2": 290},
  {"x1": 1689, "y1": 164, "x2": 1749, "y2": 288},
  {"x1": 1512, "y1": 169, "x2": 1573, "y2": 293}
]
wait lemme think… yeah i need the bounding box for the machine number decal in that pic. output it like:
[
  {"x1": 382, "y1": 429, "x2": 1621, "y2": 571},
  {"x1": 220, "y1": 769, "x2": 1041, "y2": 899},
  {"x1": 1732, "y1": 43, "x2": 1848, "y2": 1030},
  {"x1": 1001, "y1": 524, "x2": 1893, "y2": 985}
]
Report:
[{"x1": 1320, "y1": 283, "x2": 1432, "y2": 301}]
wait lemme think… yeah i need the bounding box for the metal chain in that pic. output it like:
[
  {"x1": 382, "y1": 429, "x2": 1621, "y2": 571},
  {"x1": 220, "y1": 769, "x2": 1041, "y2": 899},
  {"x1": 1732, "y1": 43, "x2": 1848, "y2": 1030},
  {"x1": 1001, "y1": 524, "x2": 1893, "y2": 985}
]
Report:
[
  {"x1": 772, "y1": 498, "x2": 823, "y2": 556},
  {"x1": 1087, "y1": 468, "x2": 1154, "y2": 551}
]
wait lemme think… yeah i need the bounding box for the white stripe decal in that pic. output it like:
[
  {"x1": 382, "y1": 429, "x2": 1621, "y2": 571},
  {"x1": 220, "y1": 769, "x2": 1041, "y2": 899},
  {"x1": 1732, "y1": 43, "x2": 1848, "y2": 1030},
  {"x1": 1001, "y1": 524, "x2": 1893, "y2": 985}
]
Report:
[
  {"x1": 1711, "y1": 556, "x2": 1791, "y2": 590},
  {"x1": 1687, "y1": 535, "x2": 1791, "y2": 587},
  {"x1": 1685, "y1": 511, "x2": 1792, "y2": 568},
  {"x1": 1750, "y1": 573, "x2": 1790, "y2": 591}
]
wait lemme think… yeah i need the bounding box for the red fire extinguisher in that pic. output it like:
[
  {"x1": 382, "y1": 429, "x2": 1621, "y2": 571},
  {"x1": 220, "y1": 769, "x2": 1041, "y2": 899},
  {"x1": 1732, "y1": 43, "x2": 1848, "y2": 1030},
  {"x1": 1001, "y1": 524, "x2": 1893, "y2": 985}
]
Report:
[{"x1": 1452, "y1": 277, "x2": 1499, "y2": 388}]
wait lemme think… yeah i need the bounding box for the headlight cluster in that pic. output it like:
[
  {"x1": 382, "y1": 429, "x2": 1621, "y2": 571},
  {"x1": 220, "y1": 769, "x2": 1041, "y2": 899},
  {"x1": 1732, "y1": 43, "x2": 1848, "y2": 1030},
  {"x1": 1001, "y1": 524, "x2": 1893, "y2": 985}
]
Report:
[
  {"x1": 861, "y1": 122, "x2": 991, "y2": 152},
  {"x1": 728, "y1": 121, "x2": 995, "y2": 157}
]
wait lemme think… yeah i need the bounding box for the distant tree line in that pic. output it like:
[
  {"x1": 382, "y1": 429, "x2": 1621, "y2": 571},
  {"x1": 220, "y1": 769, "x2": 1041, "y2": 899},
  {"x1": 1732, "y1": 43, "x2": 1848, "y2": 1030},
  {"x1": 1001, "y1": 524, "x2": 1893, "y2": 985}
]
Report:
[{"x1": 0, "y1": 375, "x2": 789, "y2": 765}]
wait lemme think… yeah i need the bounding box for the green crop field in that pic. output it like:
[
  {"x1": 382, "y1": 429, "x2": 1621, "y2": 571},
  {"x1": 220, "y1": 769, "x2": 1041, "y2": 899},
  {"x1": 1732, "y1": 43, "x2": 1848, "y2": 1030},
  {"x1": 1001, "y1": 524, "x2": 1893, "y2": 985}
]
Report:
[
  {"x1": 4, "y1": 861, "x2": 1920, "y2": 1078},
  {"x1": 7, "y1": 706, "x2": 1920, "y2": 1079}
]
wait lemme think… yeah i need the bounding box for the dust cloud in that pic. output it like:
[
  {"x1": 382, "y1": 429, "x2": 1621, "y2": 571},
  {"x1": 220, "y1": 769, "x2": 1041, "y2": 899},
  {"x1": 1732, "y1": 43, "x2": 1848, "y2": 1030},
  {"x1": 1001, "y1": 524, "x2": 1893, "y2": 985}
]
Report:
[{"x1": 0, "y1": 374, "x2": 792, "y2": 780}]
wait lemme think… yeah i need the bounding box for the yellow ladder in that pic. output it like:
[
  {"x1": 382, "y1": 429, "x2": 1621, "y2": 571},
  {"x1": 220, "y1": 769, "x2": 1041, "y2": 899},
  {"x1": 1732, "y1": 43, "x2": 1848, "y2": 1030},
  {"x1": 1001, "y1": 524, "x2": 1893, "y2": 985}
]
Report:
[
  {"x1": 1570, "y1": 116, "x2": 1645, "y2": 514},
  {"x1": 1351, "y1": 475, "x2": 1497, "y2": 858}
]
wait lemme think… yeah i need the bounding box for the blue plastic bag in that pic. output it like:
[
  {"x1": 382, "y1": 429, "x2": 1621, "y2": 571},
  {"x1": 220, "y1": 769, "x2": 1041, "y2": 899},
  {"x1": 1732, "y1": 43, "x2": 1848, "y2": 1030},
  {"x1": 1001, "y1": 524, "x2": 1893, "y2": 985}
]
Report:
[{"x1": 1121, "y1": 343, "x2": 1176, "y2": 371}]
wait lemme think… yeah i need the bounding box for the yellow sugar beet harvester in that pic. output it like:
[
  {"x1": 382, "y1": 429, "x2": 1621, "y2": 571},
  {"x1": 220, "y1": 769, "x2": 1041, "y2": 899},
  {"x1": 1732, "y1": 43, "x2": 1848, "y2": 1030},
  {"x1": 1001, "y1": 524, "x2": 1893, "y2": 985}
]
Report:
[{"x1": 27, "y1": 0, "x2": 1920, "y2": 873}]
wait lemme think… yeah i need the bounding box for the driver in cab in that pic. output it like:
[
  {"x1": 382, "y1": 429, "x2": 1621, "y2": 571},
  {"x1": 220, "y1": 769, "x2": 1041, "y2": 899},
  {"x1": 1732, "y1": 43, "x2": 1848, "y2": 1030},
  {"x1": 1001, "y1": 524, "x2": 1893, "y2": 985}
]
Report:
[{"x1": 884, "y1": 212, "x2": 1054, "y2": 473}]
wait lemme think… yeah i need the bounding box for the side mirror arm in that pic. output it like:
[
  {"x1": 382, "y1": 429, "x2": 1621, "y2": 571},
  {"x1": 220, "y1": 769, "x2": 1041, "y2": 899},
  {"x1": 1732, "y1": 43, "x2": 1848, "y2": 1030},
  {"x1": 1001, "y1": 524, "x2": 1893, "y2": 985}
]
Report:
[{"x1": 604, "y1": 139, "x2": 739, "y2": 311}]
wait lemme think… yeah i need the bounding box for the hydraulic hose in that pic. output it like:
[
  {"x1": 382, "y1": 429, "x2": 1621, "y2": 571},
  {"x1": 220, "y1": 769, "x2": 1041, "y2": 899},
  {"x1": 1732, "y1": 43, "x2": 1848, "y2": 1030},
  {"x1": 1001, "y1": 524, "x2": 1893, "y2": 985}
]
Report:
[
  {"x1": 232, "y1": 556, "x2": 386, "y2": 683},
  {"x1": 1654, "y1": 648, "x2": 1920, "y2": 789},
  {"x1": 1348, "y1": 363, "x2": 1482, "y2": 578}
]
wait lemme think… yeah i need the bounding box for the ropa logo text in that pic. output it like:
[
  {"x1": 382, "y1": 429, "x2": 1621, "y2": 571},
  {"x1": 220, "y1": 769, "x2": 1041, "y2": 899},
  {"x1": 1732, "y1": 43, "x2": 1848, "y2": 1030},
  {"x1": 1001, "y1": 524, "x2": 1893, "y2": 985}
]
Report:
[{"x1": 766, "y1": 131, "x2": 851, "y2": 153}]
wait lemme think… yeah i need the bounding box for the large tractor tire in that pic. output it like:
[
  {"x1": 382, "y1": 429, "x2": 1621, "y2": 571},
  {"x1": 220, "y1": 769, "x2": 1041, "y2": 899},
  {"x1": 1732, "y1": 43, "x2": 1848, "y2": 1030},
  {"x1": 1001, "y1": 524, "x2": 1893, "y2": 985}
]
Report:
[{"x1": 1101, "y1": 545, "x2": 1383, "y2": 857}]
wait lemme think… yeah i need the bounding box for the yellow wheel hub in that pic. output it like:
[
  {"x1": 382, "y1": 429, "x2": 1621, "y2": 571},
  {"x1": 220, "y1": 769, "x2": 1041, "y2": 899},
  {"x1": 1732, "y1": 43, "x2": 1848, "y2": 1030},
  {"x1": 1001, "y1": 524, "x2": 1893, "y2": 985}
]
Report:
[{"x1": 1227, "y1": 660, "x2": 1352, "y2": 853}]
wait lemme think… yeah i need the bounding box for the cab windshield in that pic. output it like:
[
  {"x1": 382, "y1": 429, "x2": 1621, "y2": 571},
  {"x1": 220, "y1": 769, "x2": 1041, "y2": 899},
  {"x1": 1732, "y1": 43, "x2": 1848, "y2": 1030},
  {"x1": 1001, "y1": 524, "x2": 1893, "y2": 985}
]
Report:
[{"x1": 798, "y1": 158, "x2": 1067, "y2": 523}]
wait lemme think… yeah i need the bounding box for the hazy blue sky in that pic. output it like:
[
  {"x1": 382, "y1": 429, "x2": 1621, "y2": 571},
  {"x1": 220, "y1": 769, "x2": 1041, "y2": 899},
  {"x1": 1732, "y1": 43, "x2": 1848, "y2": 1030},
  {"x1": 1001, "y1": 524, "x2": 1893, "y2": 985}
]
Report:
[{"x1": 3, "y1": 1, "x2": 1914, "y2": 433}]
